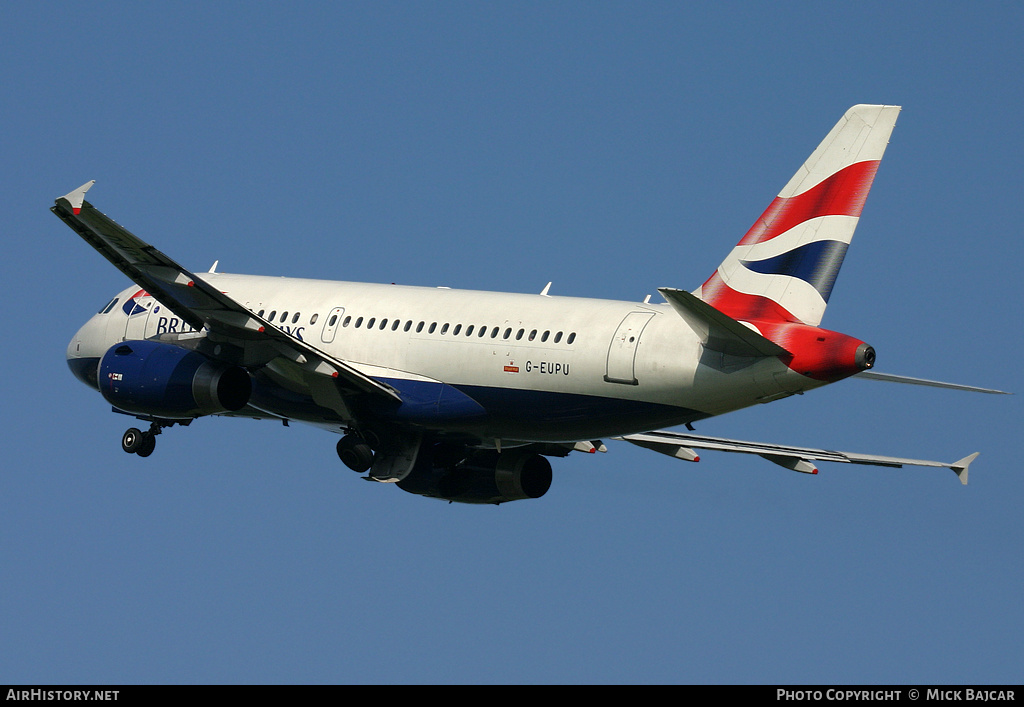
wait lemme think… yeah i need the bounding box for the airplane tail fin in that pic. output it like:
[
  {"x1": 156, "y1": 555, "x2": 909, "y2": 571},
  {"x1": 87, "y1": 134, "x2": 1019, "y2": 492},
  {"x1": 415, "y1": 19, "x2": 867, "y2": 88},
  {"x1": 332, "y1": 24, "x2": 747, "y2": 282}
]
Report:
[{"x1": 697, "y1": 105, "x2": 901, "y2": 326}]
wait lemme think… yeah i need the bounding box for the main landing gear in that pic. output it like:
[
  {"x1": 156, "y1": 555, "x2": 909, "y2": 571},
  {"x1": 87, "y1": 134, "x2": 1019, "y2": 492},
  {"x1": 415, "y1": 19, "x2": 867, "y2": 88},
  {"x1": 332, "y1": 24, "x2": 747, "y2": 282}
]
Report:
[
  {"x1": 336, "y1": 433, "x2": 375, "y2": 473},
  {"x1": 335, "y1": 428, "x2": 423, "y2": 483}
]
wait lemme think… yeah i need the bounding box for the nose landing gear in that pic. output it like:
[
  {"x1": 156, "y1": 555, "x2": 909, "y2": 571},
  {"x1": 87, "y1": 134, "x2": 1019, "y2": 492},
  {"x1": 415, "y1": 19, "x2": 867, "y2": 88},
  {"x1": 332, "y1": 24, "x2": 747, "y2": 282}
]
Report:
[
  {"x1": 120, "y1": 419, "x2": 187, "y2": 457},
  {"x1": 122, "y1": 426, "x2": 157, "y2": 457}
]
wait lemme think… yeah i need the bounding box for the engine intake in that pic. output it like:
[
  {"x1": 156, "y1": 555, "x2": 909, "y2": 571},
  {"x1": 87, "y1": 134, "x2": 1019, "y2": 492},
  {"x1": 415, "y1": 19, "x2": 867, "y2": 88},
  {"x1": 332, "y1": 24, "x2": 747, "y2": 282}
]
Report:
[{"x1": 99, "y1": 340, "x2": 251, "y2": 419}]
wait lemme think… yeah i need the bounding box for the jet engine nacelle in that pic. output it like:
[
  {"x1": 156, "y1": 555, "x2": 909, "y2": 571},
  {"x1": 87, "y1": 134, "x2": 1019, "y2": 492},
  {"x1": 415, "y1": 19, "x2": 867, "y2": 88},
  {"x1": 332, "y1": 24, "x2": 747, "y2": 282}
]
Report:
[
  {"x1": 398, "y1": 446, "x2": 553, "y2": 504},
  {"x1": 98, "y1": 340, "x2": 251, "y2": 419}
]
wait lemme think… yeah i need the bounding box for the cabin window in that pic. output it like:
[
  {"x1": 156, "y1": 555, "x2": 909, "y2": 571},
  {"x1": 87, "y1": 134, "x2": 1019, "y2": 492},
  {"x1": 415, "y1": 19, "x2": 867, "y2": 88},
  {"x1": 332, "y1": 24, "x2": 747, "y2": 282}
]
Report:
[
  {"x1": 310, "y1": 313, "x2": 319, "y2": 325},
  {"x1": 441, "y1": 323, "x2": 450, "y2": 335},
  {"x1": 464, "y1": 325, "x2": 473, "y2": 336},
  {"x1": 503, "y1": 328, "x2": 512, "y2": 340},
  {"x1": 99, "y1": 297, "x2": 120, "y2": 314},
  {"x1": 416, "y1": 321, "x2": 425, "y2": 333},
  {"x1": 355, "y1": 317, "x2": 363, "y2": 328},
  {"x1": 491, "y1": 327, "x2": 499, "y2": 338},
  {"x1": 280, "y1": 311, "x2": 289, "y2": 323},
  {"x1": 478, "y1": 326, "x2": 487, "y2": 338},
  {"x1": 554, "y1": 332, "x2": 563, "y2": 343},
  {"x1": 292, "y1": 312, "x2": 301, "y2": 324},
  {"x1": 528, "y1": 329, "x2": 537, "y2": 341},
  {"x1": 515, "y1": 329, "x2": 525, "y2": 341},
  {"x1": 452, "y1": 324, "x2": 462, "y2": 336},
  {"x1": 258, "y1": 309, "x2": 265, "y2": 318},
  {"x1": 392, "y1": 320, "x2": 401, "y2": 331},
  {"x1": 269, "y1": 311, "x2": 277, "y2": 321},
  {"x1": 367, "y1": 317, "x2": 376, "y2": 329},
  {"x1": 379, "y1": 318, "x2": 388, "y2": 330},
  {"x1": 567, "y1": 332, "x2": 576, "y2": 345},
  {"x1": 328, "y1": 314, "x2": 338, "y2": 327},
  {"x1": 343, "y1": 315, "x2": 351, "y2": 327},
  {"x1": 541, "y1": 330, "x2": 550, "y2": 342},
  {"x1": 404, "y1": 321, "x2": 412, "y2": 332},
  {"x1": 429, "y1": 322, "x2": 437, "y2": 334}
]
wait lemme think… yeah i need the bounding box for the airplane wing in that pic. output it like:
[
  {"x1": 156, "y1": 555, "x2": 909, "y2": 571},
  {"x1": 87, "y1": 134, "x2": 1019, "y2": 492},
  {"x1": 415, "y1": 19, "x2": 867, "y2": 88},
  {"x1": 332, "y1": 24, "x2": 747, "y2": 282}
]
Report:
[
  {"x1": 52, "y1": 181, "x2": 402, "y2": 420},
  {"x1": 617, "y1": 429, "x2": 978, "y2": 485}
]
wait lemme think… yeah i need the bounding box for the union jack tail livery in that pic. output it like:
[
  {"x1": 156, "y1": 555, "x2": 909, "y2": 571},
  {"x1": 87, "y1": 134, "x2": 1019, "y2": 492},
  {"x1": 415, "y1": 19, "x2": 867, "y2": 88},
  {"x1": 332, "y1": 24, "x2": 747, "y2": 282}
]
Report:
[{"x1": 698, "y1": 104, "x2": 901, "y2": 327}]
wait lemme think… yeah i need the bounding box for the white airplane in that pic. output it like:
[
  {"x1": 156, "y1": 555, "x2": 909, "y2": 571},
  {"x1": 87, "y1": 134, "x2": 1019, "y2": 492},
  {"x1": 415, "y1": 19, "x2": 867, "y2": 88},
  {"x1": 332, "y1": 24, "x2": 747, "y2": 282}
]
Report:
[{"x1": 56, "y1": 105, "x2": 1007, "y2": 504}]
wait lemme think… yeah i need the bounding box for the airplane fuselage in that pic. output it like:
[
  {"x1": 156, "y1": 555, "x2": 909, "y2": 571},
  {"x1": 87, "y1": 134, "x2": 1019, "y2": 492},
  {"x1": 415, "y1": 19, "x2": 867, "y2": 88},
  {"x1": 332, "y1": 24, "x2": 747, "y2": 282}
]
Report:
[{"x1": 68, "y1": 274, "x2": 821, "y2": 444}]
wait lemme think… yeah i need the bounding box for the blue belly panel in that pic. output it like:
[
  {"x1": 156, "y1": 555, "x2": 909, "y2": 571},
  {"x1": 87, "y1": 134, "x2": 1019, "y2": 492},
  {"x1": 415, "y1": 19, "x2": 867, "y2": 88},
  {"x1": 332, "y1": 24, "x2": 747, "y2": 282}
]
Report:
[
  {"x1": 374, "y1": 377, "x2": 488, "y2": 422},
  {"x1": 374, "y1": 377, "x2": 703, "y2": 437}
]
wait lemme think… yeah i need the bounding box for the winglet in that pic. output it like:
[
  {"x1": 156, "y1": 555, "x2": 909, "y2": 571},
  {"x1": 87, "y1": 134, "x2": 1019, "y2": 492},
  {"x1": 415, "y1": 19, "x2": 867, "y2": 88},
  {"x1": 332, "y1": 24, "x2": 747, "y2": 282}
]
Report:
[
  {"x1": 951, "y1": 452, "x2": 978, "y2": 486},
  {"x1": 57, "y1": 180, "x2": 95, "y2": 215}
]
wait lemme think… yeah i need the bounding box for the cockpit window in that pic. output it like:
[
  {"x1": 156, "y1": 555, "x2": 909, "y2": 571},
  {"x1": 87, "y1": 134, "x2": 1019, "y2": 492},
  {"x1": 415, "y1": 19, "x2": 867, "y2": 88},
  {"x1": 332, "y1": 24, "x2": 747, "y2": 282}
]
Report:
[{"x1": 99, "y1": 297, "x2": 119, "y2": 314}]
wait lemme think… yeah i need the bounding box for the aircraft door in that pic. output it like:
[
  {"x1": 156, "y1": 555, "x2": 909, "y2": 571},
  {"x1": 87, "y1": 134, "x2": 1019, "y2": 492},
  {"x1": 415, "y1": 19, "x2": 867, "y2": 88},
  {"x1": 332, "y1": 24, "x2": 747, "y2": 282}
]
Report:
[
  {"x1": 123, "y1": 291, "x2": 155, "y2": 341},
  {"x1": 321, "y1": 307, "x2": 345, "y2": 344},
  {"x1": 604, "y1": 312, "x2": 655, "y2": 385}
]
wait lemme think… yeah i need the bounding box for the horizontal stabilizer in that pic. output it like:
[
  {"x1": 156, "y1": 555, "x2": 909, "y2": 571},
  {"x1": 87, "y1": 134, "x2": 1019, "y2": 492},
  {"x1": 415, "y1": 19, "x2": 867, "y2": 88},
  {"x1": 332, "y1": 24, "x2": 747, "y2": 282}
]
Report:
[
  {"x1": 856, "y1": 370, "x2": 1010, "y2": 395},
  {"x1": 659, "y1": 287, "x2": 789, "y2": 358},
  {"x1": 617, "y1": 429, "x2": 976, "y2": 484}
]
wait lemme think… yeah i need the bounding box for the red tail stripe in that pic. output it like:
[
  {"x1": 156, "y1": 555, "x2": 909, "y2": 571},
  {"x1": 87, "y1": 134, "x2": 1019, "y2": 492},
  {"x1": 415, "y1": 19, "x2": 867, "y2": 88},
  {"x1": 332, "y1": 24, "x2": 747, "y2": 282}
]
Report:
[
  {"x1": 737, "y1": 160, "x2": 880, "y2": 247},
  {"x1": 700, "y1": 272, "x2": 800, "y2": 323}
]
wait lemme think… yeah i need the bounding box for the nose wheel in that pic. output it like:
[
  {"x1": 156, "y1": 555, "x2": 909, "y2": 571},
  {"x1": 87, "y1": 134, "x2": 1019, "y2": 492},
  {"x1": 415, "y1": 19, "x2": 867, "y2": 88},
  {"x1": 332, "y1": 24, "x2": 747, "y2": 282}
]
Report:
[{"x1": 121, "y1": 422, "x2": 163, "y2": 457}]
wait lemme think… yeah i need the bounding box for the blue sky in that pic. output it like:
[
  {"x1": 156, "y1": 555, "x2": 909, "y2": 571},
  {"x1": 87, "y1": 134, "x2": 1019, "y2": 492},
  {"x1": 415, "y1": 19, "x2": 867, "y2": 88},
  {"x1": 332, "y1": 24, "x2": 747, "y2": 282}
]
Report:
[{"x1": 2, "y1": 2, "x2": 1022, "y2": 684}]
